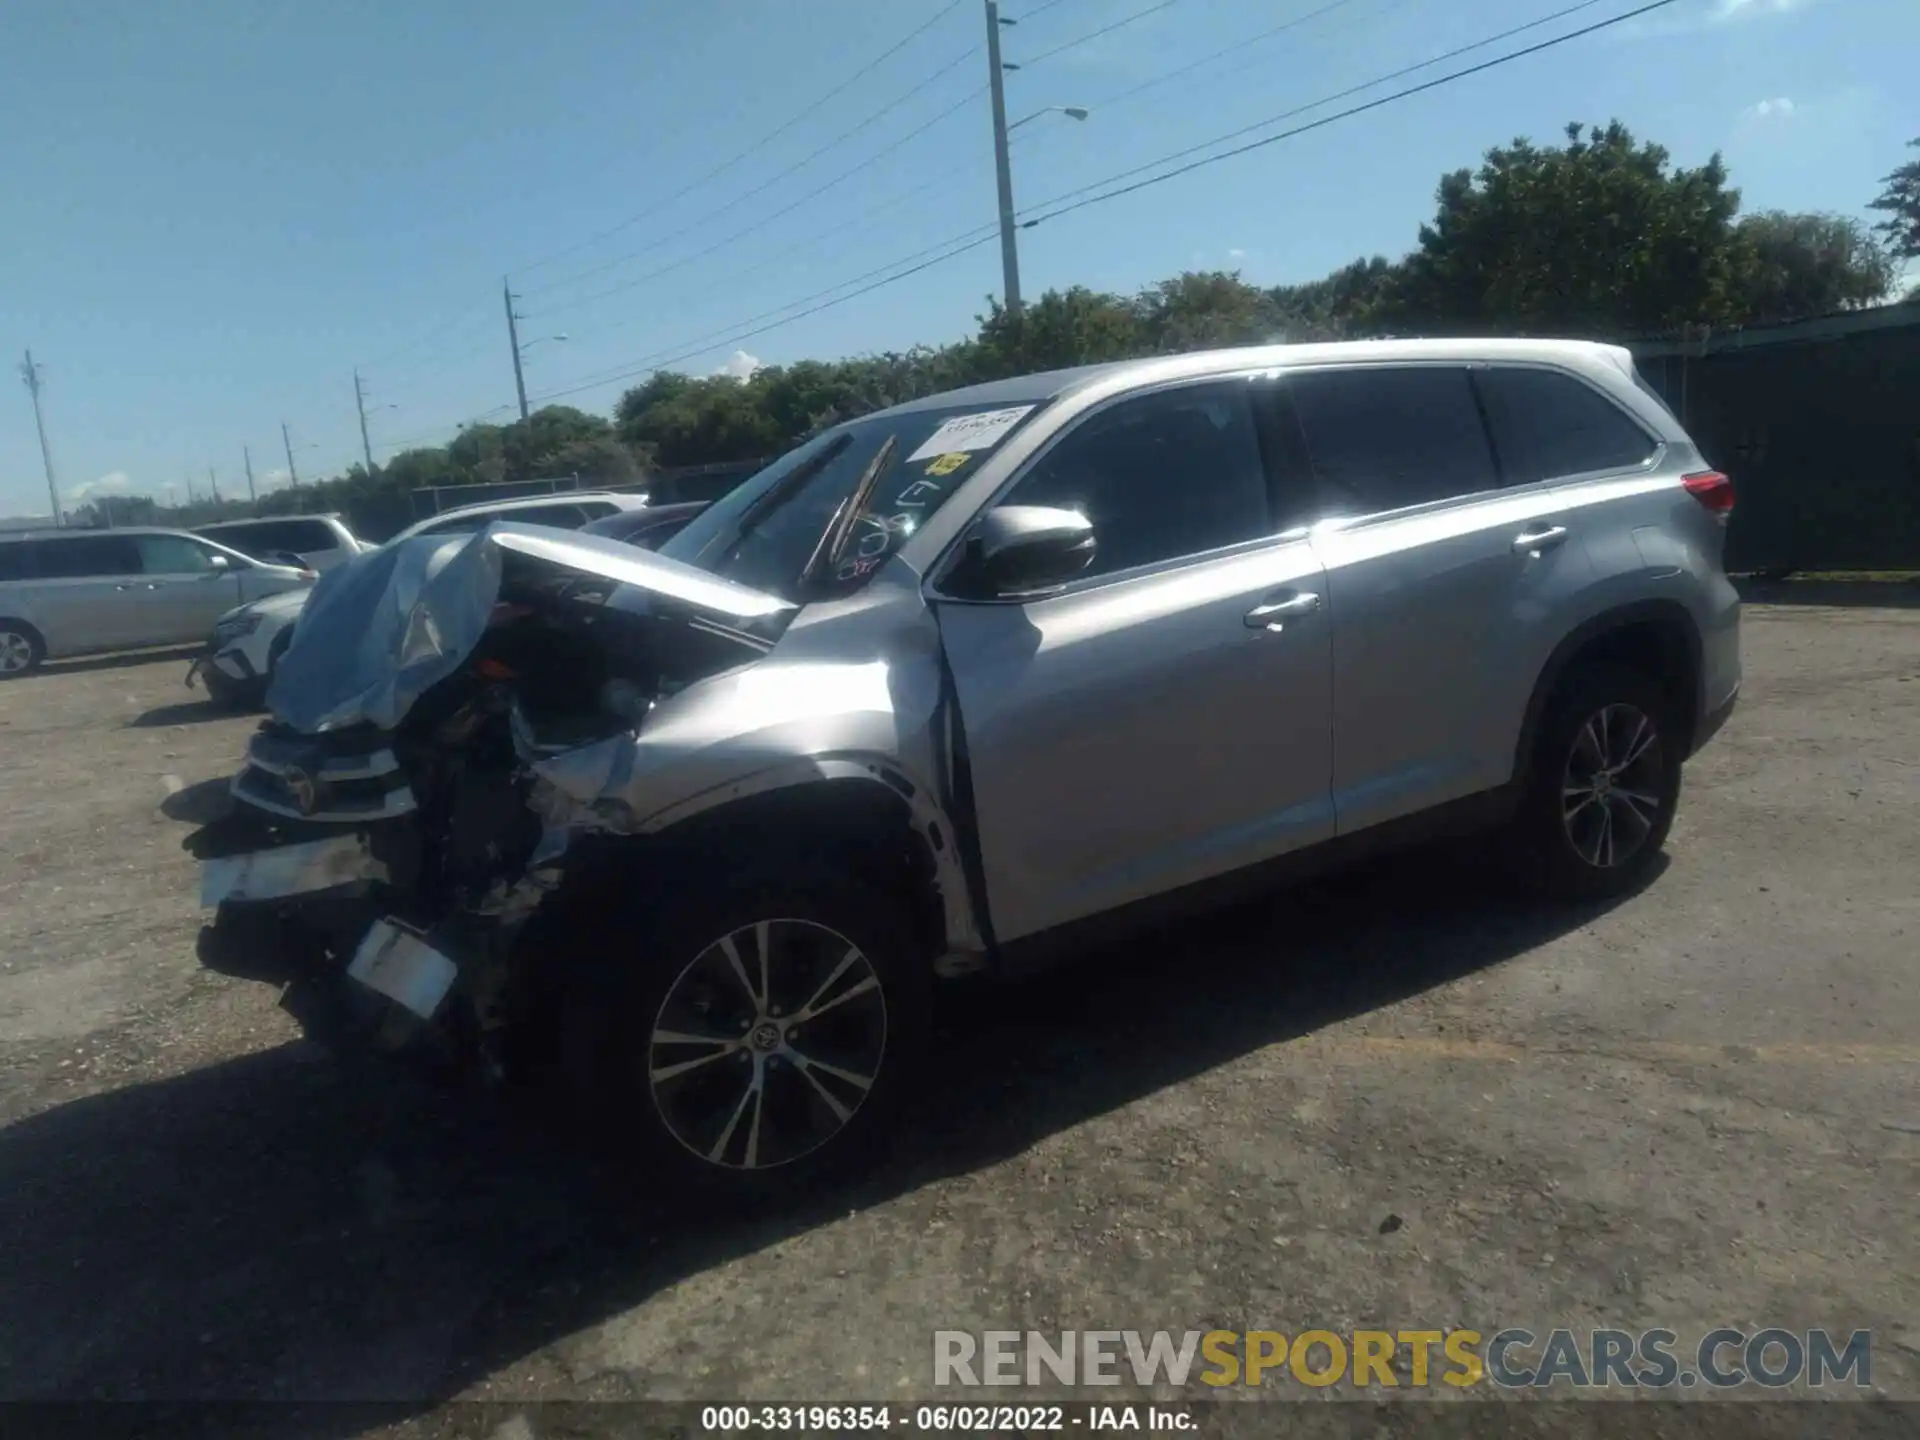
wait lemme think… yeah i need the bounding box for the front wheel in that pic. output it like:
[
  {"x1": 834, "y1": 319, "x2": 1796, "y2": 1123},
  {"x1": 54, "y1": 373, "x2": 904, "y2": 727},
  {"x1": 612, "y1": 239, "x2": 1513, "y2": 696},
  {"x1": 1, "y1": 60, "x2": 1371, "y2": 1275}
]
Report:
[
  {"x1": 561, "y1": 866, "x2": 930, "y2": 1202},
  {"x1": 1507, "y1": 662, "x2": 1682, "y2": 900},
  {"x1": 0, "y1": 622, "x2": 44, "y2": 679}
]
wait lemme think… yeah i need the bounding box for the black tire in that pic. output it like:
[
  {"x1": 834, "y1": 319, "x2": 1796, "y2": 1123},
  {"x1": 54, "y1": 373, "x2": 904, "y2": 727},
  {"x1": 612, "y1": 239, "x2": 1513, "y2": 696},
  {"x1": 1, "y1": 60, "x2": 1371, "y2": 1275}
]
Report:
[
  {"x1": 1506, "y1": 661, "x2": 1683, "y2": 900},
  {"x1": 0, "y1": 620, "x2": 45, "y2": 679},
  {"x1": 559, "y1": 861, "x2": 931, "y2": 1205}
]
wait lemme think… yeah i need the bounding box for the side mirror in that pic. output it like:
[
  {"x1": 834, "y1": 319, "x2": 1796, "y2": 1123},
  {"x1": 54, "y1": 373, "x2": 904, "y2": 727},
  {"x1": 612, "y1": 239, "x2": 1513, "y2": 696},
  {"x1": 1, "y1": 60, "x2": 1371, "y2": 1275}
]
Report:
[
  {"x1": 206, "y1": 554, "x2": 231, "y2": 572},
  {"x1": 951, "y1": 505, "x2": 1097, "y2": 599}
]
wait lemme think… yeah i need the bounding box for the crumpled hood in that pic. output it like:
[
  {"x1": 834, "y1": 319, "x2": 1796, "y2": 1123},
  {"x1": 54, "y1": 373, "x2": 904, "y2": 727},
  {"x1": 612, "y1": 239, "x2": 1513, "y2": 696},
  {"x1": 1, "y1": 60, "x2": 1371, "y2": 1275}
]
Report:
[{"x1": 264, "y1": 521, "x2": 793, "y2": 735}]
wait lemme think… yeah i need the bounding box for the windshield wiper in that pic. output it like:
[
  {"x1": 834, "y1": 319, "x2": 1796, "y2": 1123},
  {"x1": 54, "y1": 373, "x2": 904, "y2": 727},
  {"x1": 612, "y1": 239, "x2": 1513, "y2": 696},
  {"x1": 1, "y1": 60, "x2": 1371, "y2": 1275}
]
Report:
[
  {"x1": 697, "y1": 432, "x2": 854, "y2": 568},
  {"x1": 798, "y1": 434, "x2": 897, "y2": 596}
]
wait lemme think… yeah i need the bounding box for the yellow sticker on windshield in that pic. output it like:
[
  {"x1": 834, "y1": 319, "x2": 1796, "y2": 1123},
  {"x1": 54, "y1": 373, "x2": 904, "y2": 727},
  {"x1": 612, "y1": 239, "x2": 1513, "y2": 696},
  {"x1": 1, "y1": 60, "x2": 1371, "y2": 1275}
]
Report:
[{"x1": 924, "y1": 452, "x2": 971, "y2": 477}]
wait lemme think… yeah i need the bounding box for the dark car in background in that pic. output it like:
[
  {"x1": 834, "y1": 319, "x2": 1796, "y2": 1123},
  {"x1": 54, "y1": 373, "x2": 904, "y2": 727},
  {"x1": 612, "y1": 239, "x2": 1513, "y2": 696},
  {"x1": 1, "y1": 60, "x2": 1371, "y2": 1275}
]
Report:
[{"x1": 579, "y1": 499, "x2": 709, "y2": 549}]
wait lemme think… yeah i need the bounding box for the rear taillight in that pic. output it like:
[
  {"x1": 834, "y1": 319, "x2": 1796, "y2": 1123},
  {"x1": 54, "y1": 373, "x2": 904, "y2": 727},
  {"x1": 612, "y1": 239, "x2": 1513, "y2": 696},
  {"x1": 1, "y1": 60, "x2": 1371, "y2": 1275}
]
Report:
[{"x1": 1682, "y1": 470, "x2": 1734, "y2": 523}]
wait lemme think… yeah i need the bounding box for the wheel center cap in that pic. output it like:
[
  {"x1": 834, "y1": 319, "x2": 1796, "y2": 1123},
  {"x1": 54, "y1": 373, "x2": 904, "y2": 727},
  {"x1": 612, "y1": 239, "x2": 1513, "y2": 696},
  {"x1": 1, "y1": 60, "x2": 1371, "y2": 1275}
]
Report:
[
  {"x1": 750, "y1": 1021, "x2": 782, "y2": 1053},
  {"x1": 1594, "y1": 771, "x2": 1614, "y2": 796}
]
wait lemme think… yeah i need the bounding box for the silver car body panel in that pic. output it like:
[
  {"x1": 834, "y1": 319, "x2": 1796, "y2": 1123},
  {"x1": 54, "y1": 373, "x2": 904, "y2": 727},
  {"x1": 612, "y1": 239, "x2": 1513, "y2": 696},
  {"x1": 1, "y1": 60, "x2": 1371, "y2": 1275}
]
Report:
[
  {"x1": 221, "y1": 337, "x2": 1738, "y2": 971},
  {"x1": 0, "y1": 528, "x2": 309, "y2": 660},
  {"x1": 201, "y1": 833, "x2": 388, "y2": 907}
]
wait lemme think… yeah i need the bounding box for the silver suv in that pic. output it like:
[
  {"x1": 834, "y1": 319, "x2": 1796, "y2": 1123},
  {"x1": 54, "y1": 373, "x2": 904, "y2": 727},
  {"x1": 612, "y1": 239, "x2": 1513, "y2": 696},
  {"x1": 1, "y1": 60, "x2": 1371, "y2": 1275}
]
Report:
[
  {"x1": 0, "y1": 527, "x2": 312, "y2": 677},
  {"x1": 193, "y1": 339, "x2": 1740, "y2": 1197}
]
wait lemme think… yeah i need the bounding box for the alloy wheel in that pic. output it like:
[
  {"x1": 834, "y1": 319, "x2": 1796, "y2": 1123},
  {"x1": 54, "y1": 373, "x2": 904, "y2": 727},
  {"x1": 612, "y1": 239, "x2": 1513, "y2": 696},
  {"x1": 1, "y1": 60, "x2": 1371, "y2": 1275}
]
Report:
[
  {"x1": 646, "y1": 918, "x2": 889, "y2": 1171},
  {"x1": 1560, "y1": 702, "x2": 1666, "y2": 869},
  {"x1": 0, "y1": 631, "x2": 33, "y2": 674}
]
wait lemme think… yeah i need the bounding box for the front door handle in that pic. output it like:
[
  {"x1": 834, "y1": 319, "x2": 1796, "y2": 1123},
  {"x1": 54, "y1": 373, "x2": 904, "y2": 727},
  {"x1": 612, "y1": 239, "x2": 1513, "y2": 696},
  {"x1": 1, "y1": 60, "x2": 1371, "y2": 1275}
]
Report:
[
  {"x1": 1513, "y1": 525, "x2": 1569, "y2": 555},
  {"x1": 1245, "y1": 591, "x2": 1322, "y2": 631},
  {"x1": 114, "y1": 582, "x2": 160, "y2": 591}
]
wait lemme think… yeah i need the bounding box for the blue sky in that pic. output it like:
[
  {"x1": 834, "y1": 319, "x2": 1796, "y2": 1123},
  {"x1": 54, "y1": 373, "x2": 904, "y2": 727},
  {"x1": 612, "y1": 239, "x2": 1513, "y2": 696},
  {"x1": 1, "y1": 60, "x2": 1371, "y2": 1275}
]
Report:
[{"x1": 0, "y1": 0, "x2": 1909, "y2": 517}]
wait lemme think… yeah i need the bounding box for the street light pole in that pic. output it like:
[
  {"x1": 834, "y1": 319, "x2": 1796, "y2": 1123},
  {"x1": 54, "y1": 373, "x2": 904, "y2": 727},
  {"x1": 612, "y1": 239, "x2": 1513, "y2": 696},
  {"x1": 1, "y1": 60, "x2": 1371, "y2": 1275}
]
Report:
[
  {"x1": 282, "y1": 421, "x2": 301, "y2": 489},
  {"x1": 244, "y1": 445, "x2": 257, "y2": 503},
  {"x1": 984, "y1": 0, "x2": 1021, "y2": 317},
  {"x1": 20, "y1": 350, "x2": 63, "y2": 526},
  {"x1": 504, "y1": 277, "x2": 530, "y2": 423}
]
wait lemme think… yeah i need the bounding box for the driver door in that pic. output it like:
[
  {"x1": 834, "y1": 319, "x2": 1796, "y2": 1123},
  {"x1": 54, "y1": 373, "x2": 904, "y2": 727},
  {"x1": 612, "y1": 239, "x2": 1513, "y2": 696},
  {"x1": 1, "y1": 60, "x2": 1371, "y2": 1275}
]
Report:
[
  {"x1": 929, "y1": 376, "x2": 1334, "y2": 946},
  {"x1": 132, "y1": 534, "x2": 245, "y2": 643}
]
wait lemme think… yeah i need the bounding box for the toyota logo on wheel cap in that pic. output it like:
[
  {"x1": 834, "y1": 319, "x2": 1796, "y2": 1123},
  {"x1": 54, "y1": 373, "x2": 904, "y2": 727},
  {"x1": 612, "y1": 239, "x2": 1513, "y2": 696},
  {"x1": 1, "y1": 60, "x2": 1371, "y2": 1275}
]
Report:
[{"x1": 282, "y1": 765, "x2": 320, "y2": 816}]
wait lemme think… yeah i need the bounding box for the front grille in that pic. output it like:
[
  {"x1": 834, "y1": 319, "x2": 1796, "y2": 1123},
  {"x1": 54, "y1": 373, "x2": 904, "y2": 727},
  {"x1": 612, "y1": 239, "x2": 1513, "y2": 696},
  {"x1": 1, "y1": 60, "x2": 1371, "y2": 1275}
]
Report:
[{"x1": 232, "y1": 727, "x2": 416, "y2": 823}]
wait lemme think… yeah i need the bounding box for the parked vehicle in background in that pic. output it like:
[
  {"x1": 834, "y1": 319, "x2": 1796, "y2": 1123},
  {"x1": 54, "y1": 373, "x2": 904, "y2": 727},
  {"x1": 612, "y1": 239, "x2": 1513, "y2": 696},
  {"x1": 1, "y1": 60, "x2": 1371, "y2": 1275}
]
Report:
[
  {"x1": 186, "y1": 491, "x2": 652, "y2": 709},
  {"x1": 0, "y1": 527, "x2": 312, "y2": 677},
  {"x1": 192, "y1": 338, "x2": 1740, "y2": 1199},
  {"x1": 195, "y1": 514, "x2": 368, "y2": 573},
  {"x1": 580, "y1": 499, "x2": 709, "y2": 549}
]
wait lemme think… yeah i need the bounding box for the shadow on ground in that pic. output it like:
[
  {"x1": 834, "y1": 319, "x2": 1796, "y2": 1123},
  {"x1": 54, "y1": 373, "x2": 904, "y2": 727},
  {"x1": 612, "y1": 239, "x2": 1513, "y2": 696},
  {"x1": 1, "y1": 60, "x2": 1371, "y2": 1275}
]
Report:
[
  {"x1": 131, "y1": 699, "x2": 239, "y2": 728},
  {"x1": 160, "y1": 777, "x2": 235, "y2": 826},
  {"x1": 1735, "y1": 577, "x2": 1920, "y2": 610},
  {"x1": 37, "y1": 645, "x2": 204, "y2": 678},
  {"x1": 0, "y1": 849, "x2": 1660, "y2": 1426}
]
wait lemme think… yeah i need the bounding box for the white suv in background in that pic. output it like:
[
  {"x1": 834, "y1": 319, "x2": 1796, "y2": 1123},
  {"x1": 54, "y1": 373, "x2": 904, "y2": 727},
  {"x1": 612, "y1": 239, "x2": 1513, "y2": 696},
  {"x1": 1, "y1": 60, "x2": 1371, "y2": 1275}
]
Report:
[
  {"x1": 189, "y1": 491, "x2": 651, "y2": 707},
  {"x1": 195, "y1": 514, "x2": 368, "y2": 573}
]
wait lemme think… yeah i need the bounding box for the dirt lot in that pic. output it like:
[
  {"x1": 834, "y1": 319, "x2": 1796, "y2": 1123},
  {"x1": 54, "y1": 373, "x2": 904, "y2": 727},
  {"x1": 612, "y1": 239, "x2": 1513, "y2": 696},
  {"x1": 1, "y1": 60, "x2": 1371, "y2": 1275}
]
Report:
[{"x1": 1, "y1": 605, "x2": 1916, "y2": 1430}]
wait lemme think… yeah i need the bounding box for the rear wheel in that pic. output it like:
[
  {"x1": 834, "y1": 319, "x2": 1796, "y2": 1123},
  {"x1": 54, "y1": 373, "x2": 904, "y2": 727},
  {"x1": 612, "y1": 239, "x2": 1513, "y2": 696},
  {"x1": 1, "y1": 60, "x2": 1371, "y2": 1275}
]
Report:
[
  {"x1": 0, "y1": 622, "x2": 44, "y2": 679},
  {"x1": 1508, "y1": 662, "x2": 1682, "y2": 899},
  {"x1": 561, "y1": 863, "x2": 930, "y2": 1203}
]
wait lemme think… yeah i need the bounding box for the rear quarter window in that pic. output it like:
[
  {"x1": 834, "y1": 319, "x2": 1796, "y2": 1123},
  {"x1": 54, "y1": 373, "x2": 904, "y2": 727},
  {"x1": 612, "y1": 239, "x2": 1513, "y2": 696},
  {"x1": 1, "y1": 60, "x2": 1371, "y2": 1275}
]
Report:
[{"x1": 1476, "y1": 366, "x2": 1659, "y2": 486}]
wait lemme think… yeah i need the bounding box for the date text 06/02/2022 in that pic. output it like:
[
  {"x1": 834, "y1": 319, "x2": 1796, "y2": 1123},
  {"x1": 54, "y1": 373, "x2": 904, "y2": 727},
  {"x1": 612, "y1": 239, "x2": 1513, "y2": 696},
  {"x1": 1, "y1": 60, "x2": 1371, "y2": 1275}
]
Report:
[{"x1": 699, "y1": 1404, "x2": 1196, "y2": 1432}]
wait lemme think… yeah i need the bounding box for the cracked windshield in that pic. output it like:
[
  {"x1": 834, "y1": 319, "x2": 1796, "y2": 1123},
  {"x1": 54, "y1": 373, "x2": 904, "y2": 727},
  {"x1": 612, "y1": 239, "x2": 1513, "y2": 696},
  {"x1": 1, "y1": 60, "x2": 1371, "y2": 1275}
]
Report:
[{"x1": 2, "y1": 0, "x2": 1914, "y2": 1433}]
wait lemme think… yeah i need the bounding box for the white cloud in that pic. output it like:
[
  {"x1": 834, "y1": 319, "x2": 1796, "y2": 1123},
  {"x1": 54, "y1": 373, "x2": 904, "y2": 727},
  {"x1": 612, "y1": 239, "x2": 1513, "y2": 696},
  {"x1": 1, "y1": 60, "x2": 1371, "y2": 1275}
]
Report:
[
  {"x1": 1227, "y1": 248, "x2": 1247, "y2": 262},
  {"x1": 66, "y1": 470, "x2": 134, "y2": 503},
  {"x1": 712, "y1": 350, "x2": 763, "y2": 382},
  {"x1": 1715, "y1": 0, "x2": 1805, "y2": 18},
  {"x1": 1747, "y1": 96, "x2": 1797, "y2": 119}
]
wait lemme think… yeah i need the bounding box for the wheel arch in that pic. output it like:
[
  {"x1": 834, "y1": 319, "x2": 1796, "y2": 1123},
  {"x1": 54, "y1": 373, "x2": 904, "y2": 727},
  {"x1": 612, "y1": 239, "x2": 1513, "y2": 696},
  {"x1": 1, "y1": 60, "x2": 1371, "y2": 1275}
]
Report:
[
  {"x1": 565, "y1": 759, "x2": 987, "y2": 979},
  {"x1": 1511, "y1": 599, "x2": 1705, "y2": 783}
]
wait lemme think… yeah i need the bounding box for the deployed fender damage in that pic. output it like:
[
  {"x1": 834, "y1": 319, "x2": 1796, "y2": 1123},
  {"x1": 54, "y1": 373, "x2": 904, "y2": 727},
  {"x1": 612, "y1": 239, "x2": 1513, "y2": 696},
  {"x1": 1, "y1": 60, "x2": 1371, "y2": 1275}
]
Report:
[{"x1": 192, "y1": 520, "x2": 984, "y2": 1077}]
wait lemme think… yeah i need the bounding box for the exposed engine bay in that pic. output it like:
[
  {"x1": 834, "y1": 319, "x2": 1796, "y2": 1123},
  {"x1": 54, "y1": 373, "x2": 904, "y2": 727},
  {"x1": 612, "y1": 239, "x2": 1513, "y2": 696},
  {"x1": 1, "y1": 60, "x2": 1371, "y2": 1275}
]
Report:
[{"x1": 190, "y1": 525, "x2": 792, "y2": 1078}]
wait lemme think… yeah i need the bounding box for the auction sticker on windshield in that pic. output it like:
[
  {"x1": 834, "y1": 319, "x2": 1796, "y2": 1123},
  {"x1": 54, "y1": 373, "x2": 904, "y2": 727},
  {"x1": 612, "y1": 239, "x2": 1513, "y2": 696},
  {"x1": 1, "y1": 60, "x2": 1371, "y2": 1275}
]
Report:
[{"x1": 906, "y1": 405, "x2": 1034, "y2": 463}]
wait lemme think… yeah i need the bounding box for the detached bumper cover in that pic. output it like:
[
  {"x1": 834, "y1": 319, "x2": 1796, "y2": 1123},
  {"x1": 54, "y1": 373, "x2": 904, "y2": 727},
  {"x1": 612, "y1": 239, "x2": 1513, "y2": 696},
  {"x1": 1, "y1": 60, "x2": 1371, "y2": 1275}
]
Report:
[{"x1": 200, "y1": 832, "x2": 387, "y2": 907}]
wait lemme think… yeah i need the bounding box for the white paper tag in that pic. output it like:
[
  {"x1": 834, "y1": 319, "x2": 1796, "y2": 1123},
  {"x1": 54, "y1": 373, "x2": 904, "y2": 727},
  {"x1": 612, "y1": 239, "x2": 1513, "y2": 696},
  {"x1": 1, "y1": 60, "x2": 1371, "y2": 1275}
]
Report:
[{"x1": 906, "y1": 406, "x2": 1035, "y2": 463}]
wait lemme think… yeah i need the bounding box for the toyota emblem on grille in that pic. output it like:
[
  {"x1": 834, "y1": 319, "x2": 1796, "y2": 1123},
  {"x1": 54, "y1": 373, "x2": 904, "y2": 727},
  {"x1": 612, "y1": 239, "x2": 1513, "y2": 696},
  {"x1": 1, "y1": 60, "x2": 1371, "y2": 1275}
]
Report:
[{"x1": 282, "y1": 765, "x2": 320, "y2": 816}]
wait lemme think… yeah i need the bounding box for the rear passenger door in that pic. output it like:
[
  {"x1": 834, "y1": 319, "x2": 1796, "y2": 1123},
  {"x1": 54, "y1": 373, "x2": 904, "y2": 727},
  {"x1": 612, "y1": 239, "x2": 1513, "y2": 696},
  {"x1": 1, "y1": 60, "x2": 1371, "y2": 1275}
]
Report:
[{"x1": 1282, "y1": 364, "x2": 1598, "y2": 835}]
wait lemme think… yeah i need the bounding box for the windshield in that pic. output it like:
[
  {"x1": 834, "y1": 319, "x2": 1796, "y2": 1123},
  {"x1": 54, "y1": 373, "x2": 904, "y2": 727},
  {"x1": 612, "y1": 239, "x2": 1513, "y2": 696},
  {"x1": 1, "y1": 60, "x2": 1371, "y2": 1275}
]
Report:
[{"x1": 658, "y1": 401, "x2": 1044, "y2": 602}]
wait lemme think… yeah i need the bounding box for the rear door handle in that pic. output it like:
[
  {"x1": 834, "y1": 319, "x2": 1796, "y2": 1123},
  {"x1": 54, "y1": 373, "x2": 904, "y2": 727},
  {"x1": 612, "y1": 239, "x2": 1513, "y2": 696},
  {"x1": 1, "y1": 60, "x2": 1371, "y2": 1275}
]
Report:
[
  {"x1": 1245, "y1": 591, "x2": 1321, "y2": 631},
  {"x1": 1513, "y1": 525, "x2": 1569, "y2": 555}
]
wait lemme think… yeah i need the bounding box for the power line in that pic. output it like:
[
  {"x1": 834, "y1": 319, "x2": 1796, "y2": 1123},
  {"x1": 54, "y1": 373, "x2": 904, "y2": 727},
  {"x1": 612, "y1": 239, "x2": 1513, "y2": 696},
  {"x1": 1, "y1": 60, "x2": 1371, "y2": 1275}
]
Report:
[
  {"x1": 527, "y1": 230, "x2": 1002, "y2": 407},
  {"x1": 1016, "y1": 0, "x2": 1180, "y2": 66},
  {"x1": 1020, "y1": 0, "x2": 1624, "y2": 223},
  {"x1": 1075, "y1": 0, "x2": 1369, "y2": 114},
  {"x1": 1022, "y1": 0, "x2": 1675, "y2": 231},
  {"x1": 1010, "y1": 0, "x2": 1082, "y2": 19},
  {"x1": 522, "y1": 48, "x2": 981, "y2": 302},
  {"x1": 531, "y1": 86, "x2": 987, "y2": 323},
  {"x1": 513, "y1": 0, "x2": 972, "y2": 280}
]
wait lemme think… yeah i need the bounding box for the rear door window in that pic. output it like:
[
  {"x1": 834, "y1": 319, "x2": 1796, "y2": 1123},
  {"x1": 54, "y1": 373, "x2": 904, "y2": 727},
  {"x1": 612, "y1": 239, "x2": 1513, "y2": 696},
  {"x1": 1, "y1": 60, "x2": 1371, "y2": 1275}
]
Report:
[
  {"x1": 32, "y1": 534, "x2": 143, "y2": 579},
  {"x1": 1476, "y1": 366, "x2": 1659, "y2": 486},
  {"x1": 492, "y1": 504, "x2": 591, "y2": 529},
  {"x1": 0, "y1": 543, "x2": 34, "y2": 581},
  {"x1": 1287, "y1": 366, "x2": 1498, "y2": 515}
]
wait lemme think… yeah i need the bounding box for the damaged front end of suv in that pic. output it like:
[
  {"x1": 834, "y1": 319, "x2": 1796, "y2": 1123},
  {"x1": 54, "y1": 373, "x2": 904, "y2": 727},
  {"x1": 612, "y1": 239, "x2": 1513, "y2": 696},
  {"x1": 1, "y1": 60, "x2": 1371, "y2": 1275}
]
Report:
[{"x1": 190, "y1": 519, "x2": 983, "y2": 1100}]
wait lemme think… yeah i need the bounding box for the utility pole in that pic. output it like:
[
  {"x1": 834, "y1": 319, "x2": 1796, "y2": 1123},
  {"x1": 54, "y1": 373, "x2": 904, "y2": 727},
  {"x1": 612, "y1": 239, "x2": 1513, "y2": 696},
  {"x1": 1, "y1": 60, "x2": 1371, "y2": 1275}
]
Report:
[
  {"x1": 353, "y1": 367, "x2": 376, "y2": 472},
  {"x1": 281, "y1": 421, "x2": 301, "y2": 489},
  {"x1": 503, "y1": 278, "x2": 530, "y2": 422},
  {"x1": 243, "y1": 445, "x2": 258, "y2": 503},
  {"x1": 984, "y1": 0, "x2": 1022, "y2": 318},
  {"x1": 208, "y1": 466, "x2": 222, "y2": 505},
  {"x1": 187, "y1": 472, "x2": 198, "y2": 505},
  {"x1": 19, "y1": 349, "x2": 63, "y2": 526}
]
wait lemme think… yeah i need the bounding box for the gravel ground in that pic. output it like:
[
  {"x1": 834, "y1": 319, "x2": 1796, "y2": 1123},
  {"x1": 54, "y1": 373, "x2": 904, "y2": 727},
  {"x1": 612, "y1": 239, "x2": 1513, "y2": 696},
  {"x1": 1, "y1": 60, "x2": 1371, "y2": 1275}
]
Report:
[{"x1": 0, "y1": 606, "x2": 1916, "y2": 1435}]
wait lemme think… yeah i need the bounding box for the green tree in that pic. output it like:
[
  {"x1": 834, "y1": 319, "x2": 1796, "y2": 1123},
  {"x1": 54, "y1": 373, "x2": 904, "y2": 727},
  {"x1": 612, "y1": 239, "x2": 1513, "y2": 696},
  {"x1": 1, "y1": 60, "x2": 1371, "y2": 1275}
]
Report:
[
  {"x1": 1137, "y1": 271, "x2": 1272, "y2": 352},
  {"x1": 1869, "y1": 137, "x2": 1920, "y2": 261},
  {"x1": 1395, "y1": 121, "x2": 1750, "y2": 335},
  {"x1": 1732, "y1": 211, "x2": 1896, "y2": 322},
  {"x1": 971, "y1": 286, "x2": 1145, "y2": 378}
]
